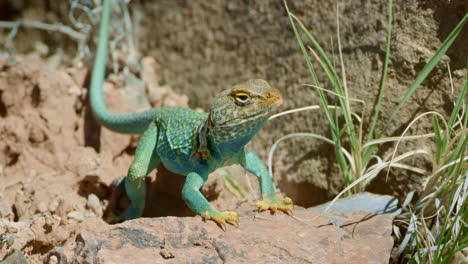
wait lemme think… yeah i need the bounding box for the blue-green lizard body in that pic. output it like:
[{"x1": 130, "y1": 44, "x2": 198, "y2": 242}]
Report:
[{"x1": 90, "y1": 0, "x2": 292, "y2": 226}]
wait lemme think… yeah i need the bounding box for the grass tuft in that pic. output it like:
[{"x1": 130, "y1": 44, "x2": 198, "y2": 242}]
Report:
[{"x1": 275, "y1": 1, "x2": 468, "y2": 262}]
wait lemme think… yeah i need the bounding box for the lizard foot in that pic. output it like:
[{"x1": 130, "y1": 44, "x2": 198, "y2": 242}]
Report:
[
  {"x1": 202, "y1": 210, "x2": 238, "y2": 230},
  {"x1": 105, "y1": 205, "x2": 141, "y2": 224},
  {"x1": 256, "y1": 197, "x2": 293, "y2": 214},
  {"x1": 105, "y1": 214, "x2": 125, "y2": 224}
]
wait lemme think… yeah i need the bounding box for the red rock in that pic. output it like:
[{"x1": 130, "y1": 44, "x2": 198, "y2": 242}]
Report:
[{"x1": 63, "y1": 206, "x2": 393, "y2": 263}]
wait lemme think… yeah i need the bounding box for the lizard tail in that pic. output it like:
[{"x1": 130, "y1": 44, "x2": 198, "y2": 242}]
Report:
[{"x1": 89, "y1": 0, "x2": 156, "y2": 134}]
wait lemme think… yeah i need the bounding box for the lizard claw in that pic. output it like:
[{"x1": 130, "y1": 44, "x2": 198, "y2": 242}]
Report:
[
  {"x1": 219, "y1": 223, "x2": 227, "y2": 232},
  {"x1": 230, "y1": 217, "x2": 240, "y2": 228},
  {"x1": 256, "y1": 197, "x2": 293, "y2": 215},
  {"x1": 202, "y1": 210, "x2": 238, "y2": 230}
]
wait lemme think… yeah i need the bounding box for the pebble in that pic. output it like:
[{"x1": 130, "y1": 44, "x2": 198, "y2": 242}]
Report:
[
  {"x1": 453, "y1": 70, "x2": 466, "y2": 78},
  {"x1": 48, "y1": 196, "x2": 63, "y2": 213},
  {"x1": 0, "y1": 233, "x2": 14, "y2": 249},
  {"x1": 36, "y1": 202, "x2": 48, "y2": 213},
  {"x1": 86, "y1": 194, "x2": 101, "y2": 214},
  {"x1": 67, "y1": 211, "x2": 84, "y2": 222}
]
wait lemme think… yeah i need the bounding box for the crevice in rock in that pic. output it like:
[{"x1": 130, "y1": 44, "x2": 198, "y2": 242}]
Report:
[
  {"x1": 22, "y1": 240, "x2": 54, "y2": 255},
  {"x1": 0, "y1": 91, "x2": 7, "y2": 117},
  {"x1": 31, "y1": 84, "x2": 41, "y2": 107}
]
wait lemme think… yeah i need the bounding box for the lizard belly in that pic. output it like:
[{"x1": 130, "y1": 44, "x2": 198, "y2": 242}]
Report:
[{"x1": 160, "y1": 154, "x2": 196, "y2": 176}]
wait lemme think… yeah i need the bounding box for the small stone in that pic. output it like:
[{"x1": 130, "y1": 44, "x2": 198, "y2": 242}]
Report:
[
  {"x1": 453, "y1": 70, "x2": 466, "y2": 78},
  {"x1": 193, "y1": 239, "x2": 213, "y2": 249},
  {"x1": 44, "y1": 247, "x2": 67, "y2": 264},
  {"x1": 36, "y1": 202, "x2": 48, "y2": 213},
  {"x1": 86, "y1": 194, "x2": 101, "y2": 214},
  {"x1": 48, "y1": 196, "x2": 63, "y2": 213},
  {"x1": 84, "y1": 212, "x2": 95, "y2": 217},
  {"x1": 0, "y1": 250, "x2": 27, "y2": 264},
  {"x1": 6, "y1": 226, "x2": 19, "y2": 233},
  {"x1": 0, "y1": 233, "x2": 14, "y2": 249},
  {"x1": 160, "y1": 241, "x2": 175, "y2": 259},
  {"x1": 68, "y1": 85, "x2": 82, "y2": 96},
  {"x1": 59, "y1": 217, "x2": 67, "y2": 225},
  {"x1": 67, "y1": 211, "x2": 84, "y2": 222},
  {"x1": 45, "y1": 217, "x2": 55, "y2": 227}
]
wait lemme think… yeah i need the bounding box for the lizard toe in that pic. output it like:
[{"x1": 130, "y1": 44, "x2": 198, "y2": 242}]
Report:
[
  {"x1": 256, "y1": 197, "x2": 293, "y2": 214},
  {"x1": 203, "y1": 210, "x2": 238, "y2": 228}
]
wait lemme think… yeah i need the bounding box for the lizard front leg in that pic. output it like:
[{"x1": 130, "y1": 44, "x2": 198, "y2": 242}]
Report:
[
  {"x1": 240, "y1": 149, "x2": 292, "y2": 214},
  {"x1": 182, "y1": 171, "x2": 238, "y2": 227},
  {"x1": 123, "y1": 125, "x2": 160, "y2": 220}
]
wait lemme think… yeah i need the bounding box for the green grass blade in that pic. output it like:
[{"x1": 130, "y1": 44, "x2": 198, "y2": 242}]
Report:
[
  {"x1": 447, "y1": 71, "x2": 468, "y2": 128},
  {"x1": 432, "y1": 115, "x2": 443, "y2": 164},
  {"x1": 367, "y1": 0, "x2": 393, "y2": 142}
]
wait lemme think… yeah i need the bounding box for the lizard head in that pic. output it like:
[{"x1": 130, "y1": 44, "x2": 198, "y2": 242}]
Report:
[{"x1": 207, "y1": 79, "x2": 282, "y2": 143}]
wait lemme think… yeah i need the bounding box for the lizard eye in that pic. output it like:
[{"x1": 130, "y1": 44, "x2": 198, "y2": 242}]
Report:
[{"x1": 234, "y1": 93, "x2": 251, "y2": 105}]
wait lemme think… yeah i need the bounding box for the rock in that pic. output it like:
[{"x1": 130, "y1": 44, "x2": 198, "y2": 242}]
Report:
[
  {"x1": 0, "y1": 214, "x2": 74, "y2": 261},
  {"x1": 86, "y1": 194, "x2": 101, "y2": 215},
  {"x1": 67, "y1": 211, "x2": 84, "y2": 222},
  {"x1": 0, "y1": 196, "x2": 13, "y2": 221},
  {"x1": 311, "y1": 192, "x2": 400, "y2": 216},
  {"x1": 35, "y1": 202, "x2": 48, "y2": 214},
  {"x1": 62, "y1": 206, "x2": 393, "y2": 263},
  {"x1": 0, "y1": 234, "x2": 14, "y2": 249},
  {"x1": 160, "y1": 240, "x2": 175, "y2": 259},
  {"x1": 44, "y1": 247, "x2": 68, "y2": 264},
  {"x1": 123, "y1": 72, "x2": 151, "y2": 112},
  {"x1": 0, "y1": 250, "x2": 28, "y2": 264},
  {"x1": 311, "y1": 192, "x2": 400, "y2": 228},
  {"x1": 48, "y1": 196, "x2": 63, "y2": 214}
]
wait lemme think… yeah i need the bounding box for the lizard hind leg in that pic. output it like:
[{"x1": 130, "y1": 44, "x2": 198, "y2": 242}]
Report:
[{"x1": 123, "y1": 125, "x2": 160, "y2": 220}]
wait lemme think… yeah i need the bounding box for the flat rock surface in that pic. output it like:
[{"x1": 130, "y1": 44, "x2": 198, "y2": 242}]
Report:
[{"x1": 63, "y1": 206, "x2": 394, "y2": 264}]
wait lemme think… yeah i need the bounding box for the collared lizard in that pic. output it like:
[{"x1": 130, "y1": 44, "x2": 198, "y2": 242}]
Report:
[{"x1": 89, "y1": 0, "x2": 292, "y2": 226}]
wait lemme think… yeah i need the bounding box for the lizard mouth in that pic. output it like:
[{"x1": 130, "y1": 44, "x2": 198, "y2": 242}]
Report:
[
  {"x1": 264, "y1": 88, "x2": 283, "y2": 107},
  {"x1": 214, "y1": 107, "x2": 269, "y2": 127}
]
